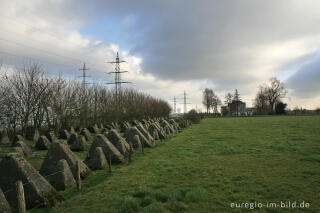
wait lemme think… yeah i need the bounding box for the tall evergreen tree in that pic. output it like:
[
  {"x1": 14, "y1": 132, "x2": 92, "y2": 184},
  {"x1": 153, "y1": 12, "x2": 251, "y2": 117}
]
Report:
[{"x1": 233, "y1": 89, "x2": 241, "y2": 116}]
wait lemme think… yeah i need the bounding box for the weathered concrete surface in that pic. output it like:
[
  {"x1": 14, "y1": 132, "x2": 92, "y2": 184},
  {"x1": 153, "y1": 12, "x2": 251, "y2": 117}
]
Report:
[
  {"x1": 11, "y1": 135, "x2": 25, "y2": 147},
  {"x1": 70, "y1": 135, "x2": 89, "y2": 151},
  {"x1": 35, "y1": 136, "x2": 51, "y2": 150},
  {"x1": 0, "y1": 153, "x2": 63, "y2": 209},
  {"x1": 59, "y1": 130, "x2": 70, "y2": 140},
  {"x1": 80, "y1": 128, "x2": 92, "y2": 141},
  {"x1": 50, "y1": 159, "x2": 75, "y2": 191},
  {"x1": 106, "y1": 129, "x2": 129, "y2": 155},
  {"x1": 14, "y1": 141, "x2": 33, "y2": 157},
  {"x1": 125, "y1": 127, "x2": 150, "y2": 149},
  {"x1": 87, "y1": 147, "x2": 107, "y2": 170},
  {"x1": 40, "y1": 142, "x2": 91, "y2": 179},
  {"x1": 0, "y1": 187, "x2": 11, "y2": 213},
  {"x1": 87, "y1": 134, "x2": 126, "y2": 164},
  {"x1": 46, "y1": 131, "x2": 58, "y2": 143}
]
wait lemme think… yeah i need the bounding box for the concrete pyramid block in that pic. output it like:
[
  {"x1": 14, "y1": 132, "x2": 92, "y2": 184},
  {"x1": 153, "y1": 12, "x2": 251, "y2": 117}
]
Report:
[
  {"x1": 106, "y1": 129, "x2": 129, "y2": 155},
  {"x1": 69, "y1": 126, "x2": 76, "y2": 135},
  {"x1": 0, "y1": 187, "x2": 11, "y2": 213},
  {"x1": 0, "y1": 153, "x2": 63, "y2": 209},
  {"x1": 10, "y1": 147, "x2": 24, "y2": 157},
  {"x1": 67, "y1": 133, "x2": 77, "y2": 145},
  {"x1": 40, "y1": 142, "x2": 91, "y2": 179},
  {"x1": 137, "y1": 124, "x2": 154, "y2": 143},
  {"x1": 50, "y1": 159, "x2": 75, "y2": 190},
  {"x1": 161, "y1": 120, "x2": 175, "y2": 134},
  {"x1": 59, "y1": 130, "x2": 70, "y2": 140},
  {"x1": 87, "y1": 134, "x2": 126, "y2": 164},
  {"x1": 70, "y1": 135, "x2": 89, "y2": 151},
  {"x1": 132, "y1": 135, "x2": 141, "y2": 150},
  {"x1": 125, "y1": 127, "x2": 150, "y2": 149},
  {"x1": 80, "y1": 128, "x2": 92, "y2": 141},
  {"x1": 14, "y1": 141, "x2": 33, "y2": 157},
  {"x1": 148, "y1": 123, "x2": 162, "y2": 140},
  {"x1": 35, "y1": 136, "x2": 51, "y2": 150},
  {"x1": 11, "y1": 135, "x2": 25, "y2": 147},
  {"x1": 88, "y1": 124, "x2": 99, "y2": 134},
  {"x1": 87, "y1": 147, "x2": 107, "y2": 170},
  {"x1": 169, "y1": 119, "x2": 181, "y2": 131},
  {"x1": 46, "y1": 131, "x2": 58, "y2": 143}
]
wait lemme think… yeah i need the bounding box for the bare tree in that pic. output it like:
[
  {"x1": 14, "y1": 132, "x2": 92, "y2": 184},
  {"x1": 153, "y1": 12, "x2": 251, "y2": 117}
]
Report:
[
  {"x1": 2, "y1": 64, "x2": 48, "y2": 135},
  {"x1": 202, "y1": 88, "x2": 214, "y2": 114},
  {"x1": 224, "y1": 93, "x2": 233, "y2": 105},
  {"x1": 211, "y1": 93, "x2": 222, "y2": 113},
  {"x1": 254, "y1": 86, "x2": 269, "y2": 114},
  {"x1": 0, "y1": 63, "x2": 172, "y2": 136},
  {"x1": 265, "y1": 77, "x2": 287, "y2": 114},
  {"x1": 253, "y1": 77, "x2": 287, "y2": 114}
]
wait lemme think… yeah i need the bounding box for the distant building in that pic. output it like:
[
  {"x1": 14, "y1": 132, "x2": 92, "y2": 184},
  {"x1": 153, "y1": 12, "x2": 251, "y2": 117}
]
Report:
[
  {"x1": 221, "y1": 106, "x2": 229, "y2": 116},
  {"x1": 221, "y1": 101, "x2": 254, "y2": 116},
  {"x1": 246, "y1": 107, "x2": 256, "y2": 116}
]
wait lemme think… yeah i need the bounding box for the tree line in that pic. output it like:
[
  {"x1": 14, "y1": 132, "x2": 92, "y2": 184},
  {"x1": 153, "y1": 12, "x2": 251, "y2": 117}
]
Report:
[
  {"x1": 202, "y1": 88, "x2": 221, "y2": 114},
  {"x1": 253, "y1": 77, "x2": 287, "y2": 115},
  {"x1": 0, "y1": 64, "x2": 172, "y2": 136},
  {"x1": 202, "y1": 77, "x2": 288, "y2": 116}
]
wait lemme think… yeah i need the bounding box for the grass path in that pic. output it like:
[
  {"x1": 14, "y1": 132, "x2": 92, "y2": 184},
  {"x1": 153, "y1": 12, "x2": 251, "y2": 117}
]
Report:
[{"x1": 32, "y1": 116, "x2": 320, "y2": 213}]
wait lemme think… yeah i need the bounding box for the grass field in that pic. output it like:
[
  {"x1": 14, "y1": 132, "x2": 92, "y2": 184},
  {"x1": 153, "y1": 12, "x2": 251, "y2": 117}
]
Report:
[{"x1": 2, "y1": 116, "x2": 320, "y2": 212}]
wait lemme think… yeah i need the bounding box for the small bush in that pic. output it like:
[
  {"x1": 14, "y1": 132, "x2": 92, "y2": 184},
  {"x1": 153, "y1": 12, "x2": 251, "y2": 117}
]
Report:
[{"x1": 184, "y1": 109, "x2": 201, "y2": 124}]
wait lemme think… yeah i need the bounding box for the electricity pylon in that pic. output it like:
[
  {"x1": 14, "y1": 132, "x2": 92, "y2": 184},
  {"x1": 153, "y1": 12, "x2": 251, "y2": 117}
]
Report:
[{"x1": 106, "y1": 52, "x2": 131, "y2": 110}]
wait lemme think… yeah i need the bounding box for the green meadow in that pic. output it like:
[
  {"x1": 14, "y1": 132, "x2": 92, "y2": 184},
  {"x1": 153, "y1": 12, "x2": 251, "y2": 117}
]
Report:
[{"x1": 2, "y1": 116, "x2": 319, "y2": 212}]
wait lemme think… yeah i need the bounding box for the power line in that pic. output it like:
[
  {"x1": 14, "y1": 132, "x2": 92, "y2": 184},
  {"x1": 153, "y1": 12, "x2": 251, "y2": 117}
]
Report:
[
  {"x1": 78, "y1": 63, "x2": 91, "y2": 90},
  {"x1": 0, "y1": 50, "x2": 78, "y2": 70},
  {"x1": 0, "y1": 37, "x2": 106, "y2": 72},
  {"x1": 0, "y1": 27, "x2": 107, "y2": 71},
  {"x1": 106, "y1": 52, "x2": 131, "y2": 101},
  {"x1": 0, "y1": 50, "x2": 106, "y2": 85},
  {"x1": 170, "y1": 96, "x2": 177, "y2": 113},
  {"x1": 0, "y1": 28, "x2": 85, "y2": 59},
  {"x1": 179, "y1": 90, "x2": 191, "y2": 113},
  {"x1": 0, "y1": 37, "x2": 83, "y2": 63},
  {"x1": 0, "y1": 15, "x2": 93, "y2": 51}
]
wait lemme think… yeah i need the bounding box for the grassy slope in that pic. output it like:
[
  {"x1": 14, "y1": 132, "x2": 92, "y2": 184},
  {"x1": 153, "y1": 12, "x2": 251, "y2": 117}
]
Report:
[{"x1": 24, "y1": 116, "x2": 320, "y2": 212}]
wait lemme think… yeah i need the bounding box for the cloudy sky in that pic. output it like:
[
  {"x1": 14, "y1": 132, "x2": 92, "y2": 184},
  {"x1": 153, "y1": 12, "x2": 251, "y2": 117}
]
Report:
[{"x1": 0, "y1": 0, "x2": 320, "y2": 111}]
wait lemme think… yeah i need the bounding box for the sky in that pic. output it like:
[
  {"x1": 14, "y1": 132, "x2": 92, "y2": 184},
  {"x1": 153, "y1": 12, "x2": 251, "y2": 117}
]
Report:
[{"x1": 0, "y1": 0, "x2": 320, "y2": 112}]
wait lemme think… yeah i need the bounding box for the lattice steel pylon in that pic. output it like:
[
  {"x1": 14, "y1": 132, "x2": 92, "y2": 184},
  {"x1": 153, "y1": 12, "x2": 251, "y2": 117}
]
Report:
[
  {"x1": 169, "y1": 96, "x2": 177, "y2": 113},
  {"x1": 78, "y1": 63, "x2": 91, "y2": 125},
  {"x1": 107, "y1": 52, "x2": 131, "y2": 98},
  {"x1": 78, "y1": 63, "x2": 90, "y2": 91},
  {"x1": 180, "y1": 90, "x2": 191, "y2": 114}
]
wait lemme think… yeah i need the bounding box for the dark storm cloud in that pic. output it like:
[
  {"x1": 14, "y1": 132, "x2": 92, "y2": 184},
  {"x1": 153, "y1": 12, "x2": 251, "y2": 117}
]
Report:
[
  {"x1": 286, "y1": 56, "x2": 320, "y2": 98},
  {"x1": 72, "y1": 0, "x2": 320, "y2": 88}
]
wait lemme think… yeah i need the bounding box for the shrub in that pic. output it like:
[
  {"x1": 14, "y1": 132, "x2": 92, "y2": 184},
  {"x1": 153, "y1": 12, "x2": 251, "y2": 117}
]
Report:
[{"x1": 184, "y1": 109, "x2": 200, "y2": 124}]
